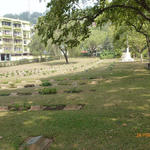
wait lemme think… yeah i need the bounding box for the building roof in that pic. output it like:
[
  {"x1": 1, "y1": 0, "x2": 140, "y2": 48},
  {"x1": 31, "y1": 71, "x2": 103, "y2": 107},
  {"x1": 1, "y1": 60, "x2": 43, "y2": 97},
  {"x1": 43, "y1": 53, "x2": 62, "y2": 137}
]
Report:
[{"x1": 0, "y1": 16, "x2": 30, "y2": 24}]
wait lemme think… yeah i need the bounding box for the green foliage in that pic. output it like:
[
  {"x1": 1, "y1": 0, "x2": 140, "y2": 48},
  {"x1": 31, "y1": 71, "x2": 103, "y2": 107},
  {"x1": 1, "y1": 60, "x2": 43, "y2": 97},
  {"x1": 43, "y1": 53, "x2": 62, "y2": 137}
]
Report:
[
  {"x1": 100, "y1": 50, "x2": 114, "y2": 59},
  {"x1": 114, "y1": 49, "x2": 122, "y2": 58},
  {"x1": 41, "y1": 81, "x2": 52, "y2": 87},
  {"x1": 29, "y1": 32, "x2": 46, "y2": 57},
  {"x1": 8, "y1": 103, "x2": 31, "y2": 111},
  {"x1": 64, "y1": 88, "x2": 82, "y2": 93},
  {"x1": 23, "y1": 103, "x2": 31, "y2": 110},
  {"x1": 17, "y1": 91, "x2": 32, "y2": 96},
  {"x1": 0, "y1": 91, "x2": 10, "y2": 96},
  {"x1": 39, "y1": 88, "x2": 57, "y2": 95},
  {"x1": 37, "y1": 0, "x2": 150, "y2": 49},
  {"x1": 9, "y1": 104, "x2": 20, "y2": 111}
]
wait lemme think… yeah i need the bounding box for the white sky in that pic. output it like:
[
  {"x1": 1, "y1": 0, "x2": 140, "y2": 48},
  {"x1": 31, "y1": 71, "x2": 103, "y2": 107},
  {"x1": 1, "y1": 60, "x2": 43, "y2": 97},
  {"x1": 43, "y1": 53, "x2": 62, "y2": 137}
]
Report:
[{"x1": 0, "y1": 0, "x2": 48, "y2": 16}]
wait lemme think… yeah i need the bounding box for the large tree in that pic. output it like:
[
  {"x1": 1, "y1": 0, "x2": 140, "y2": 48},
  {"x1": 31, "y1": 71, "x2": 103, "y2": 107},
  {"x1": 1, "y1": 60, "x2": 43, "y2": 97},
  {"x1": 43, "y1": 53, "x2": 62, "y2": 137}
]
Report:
[{"x1": 37, "y1": 0, "x2": 150, "y2": 63}]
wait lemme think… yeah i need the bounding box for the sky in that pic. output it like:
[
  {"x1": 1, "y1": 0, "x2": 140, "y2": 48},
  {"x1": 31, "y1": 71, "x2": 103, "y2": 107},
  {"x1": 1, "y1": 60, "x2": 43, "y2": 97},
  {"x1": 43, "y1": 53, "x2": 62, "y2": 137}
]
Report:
[{"x1": 0, "y1": 0, "x2": 48, "y2": 16}]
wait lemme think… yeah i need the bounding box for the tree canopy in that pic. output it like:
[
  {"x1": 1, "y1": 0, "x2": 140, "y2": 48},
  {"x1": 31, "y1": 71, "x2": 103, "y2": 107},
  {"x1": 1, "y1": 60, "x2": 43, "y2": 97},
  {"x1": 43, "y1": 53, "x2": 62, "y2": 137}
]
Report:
[
  {"x1": 37, "y1": 0, "x2": 150, "y2": 64},
  {"x1": 37, "y1": 0, "x2": 150, "y2": 45}
]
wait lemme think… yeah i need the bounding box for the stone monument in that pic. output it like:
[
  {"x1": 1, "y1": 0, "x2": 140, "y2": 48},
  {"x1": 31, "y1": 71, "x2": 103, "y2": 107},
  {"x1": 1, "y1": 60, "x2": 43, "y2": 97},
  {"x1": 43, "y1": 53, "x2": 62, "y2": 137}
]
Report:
[
  {"x1": 121, "y1": 35, "x2": 134, "y2": 62},
  {"x1": 121, "y1": 47, "x2": 134, "y2": 62}
]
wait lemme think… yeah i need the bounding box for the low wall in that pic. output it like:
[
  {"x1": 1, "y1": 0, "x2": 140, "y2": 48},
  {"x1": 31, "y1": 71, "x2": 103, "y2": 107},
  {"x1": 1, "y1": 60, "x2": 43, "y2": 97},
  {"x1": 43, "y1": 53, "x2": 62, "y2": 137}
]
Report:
[{"x1": 11, "y1": 55, "x2": 35, "y2": 61}]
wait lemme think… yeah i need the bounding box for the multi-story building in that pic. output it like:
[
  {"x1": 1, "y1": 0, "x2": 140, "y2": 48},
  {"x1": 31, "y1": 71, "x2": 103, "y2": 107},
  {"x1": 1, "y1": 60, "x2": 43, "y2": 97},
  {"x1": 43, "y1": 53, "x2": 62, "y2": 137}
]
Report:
[{"x1": 0, "y1": 17, "x2": 31, "y2": 61}]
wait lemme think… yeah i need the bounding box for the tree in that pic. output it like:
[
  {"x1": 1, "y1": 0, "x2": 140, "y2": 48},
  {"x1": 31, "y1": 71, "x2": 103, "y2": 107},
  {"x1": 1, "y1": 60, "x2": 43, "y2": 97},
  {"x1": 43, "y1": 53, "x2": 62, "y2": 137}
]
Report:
[
  {"x1": 96, "y1": 2, "x2": 150, "y2": 65},
  {"x1": 113, "y1": 26, "x2": 147, "y2": 61},
  {"x1": 81, "y1": 25, "x2": 114, "y2": 56},
  {"x1": 37, "y1": 0, "x2": 150, "y2": 64},
  {"x1": 29, "y1": 32, "x2": 46, "y2": 59}
]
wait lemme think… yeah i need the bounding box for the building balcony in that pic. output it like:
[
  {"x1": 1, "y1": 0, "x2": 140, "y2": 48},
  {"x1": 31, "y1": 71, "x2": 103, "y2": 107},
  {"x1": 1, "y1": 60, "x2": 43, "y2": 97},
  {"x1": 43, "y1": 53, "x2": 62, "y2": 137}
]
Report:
[
  {"x1": 23, "y1": 35, "x2": 30, "y2": 39},
  {"x1": 4, "y1": 50, "x2": 12, "y2": 52},
  {"x1": 3, "y1": 43, "x2": 13, "y2": 46},
  {"x1": 2, "y1": 25, "x2": 12, "y2": 29},
  {"x1": 14, "y1": 43, "x2": 22, "y2": 46},
  {"x1": 23, "y1": 26, "x2": 30, "y2": 31},
  {"x1": 3, "y1": 34, "x2": 13, "y2": 38},
  {"x1": 14, "y1": 34, "x2": 22, "y2": 38}
]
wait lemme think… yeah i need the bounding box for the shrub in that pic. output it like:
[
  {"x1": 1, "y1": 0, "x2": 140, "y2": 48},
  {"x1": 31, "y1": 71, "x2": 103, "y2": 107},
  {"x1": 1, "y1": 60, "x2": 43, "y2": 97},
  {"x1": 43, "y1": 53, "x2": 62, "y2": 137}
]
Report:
[
  {"x1": 0, "y1": 92, "x2": 10, "y2": 96},
  {"x1": 64, "y1": 88, "x2": 82, "y2": 93},
  {"x1": 39, "y1": 88, "x2": 57, "y2": 95},
  {"x1": 9, "y1": 83, "x2": 16, "y2": 88},
  {"x1": 8, "y1": 103, "x2": 31, "y2": 111},
  {"x1": 23, "y1": 103, "x2": 31, "y2": 110},
  {"x1": 17, "y1": 91, "x2": 32, "y2": 96},
  {"x1": 9, "y1": 104, "x2": 20, "y2": 111},
  {"x1": 114, "y1": 49, "x2": 122, "y2": 58},
  {"x1": 41, "y1": 81, "x2": 52, "y2": 87}
]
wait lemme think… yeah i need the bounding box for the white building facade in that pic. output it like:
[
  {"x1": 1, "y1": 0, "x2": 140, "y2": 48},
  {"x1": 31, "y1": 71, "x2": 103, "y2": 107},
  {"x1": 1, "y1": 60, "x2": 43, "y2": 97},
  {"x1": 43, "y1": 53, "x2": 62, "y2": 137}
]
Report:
[{"x1": 0, "y1": 17, "x2": 31, "y2": 61}]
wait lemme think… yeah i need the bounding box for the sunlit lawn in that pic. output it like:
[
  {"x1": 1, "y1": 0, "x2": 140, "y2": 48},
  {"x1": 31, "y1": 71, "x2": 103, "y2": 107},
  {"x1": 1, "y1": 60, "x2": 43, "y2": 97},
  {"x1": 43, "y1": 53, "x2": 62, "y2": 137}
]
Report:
[{"x1": 0, "y1": 59, "x2": 150, "y2": 150}]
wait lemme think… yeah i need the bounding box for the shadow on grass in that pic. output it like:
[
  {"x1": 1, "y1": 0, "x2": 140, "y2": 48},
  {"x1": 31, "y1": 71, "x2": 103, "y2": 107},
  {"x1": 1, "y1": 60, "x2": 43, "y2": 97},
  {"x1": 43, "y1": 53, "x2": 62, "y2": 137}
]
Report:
[{"x1": 1, "y1": 61, "x2": 150, "y2": 149}]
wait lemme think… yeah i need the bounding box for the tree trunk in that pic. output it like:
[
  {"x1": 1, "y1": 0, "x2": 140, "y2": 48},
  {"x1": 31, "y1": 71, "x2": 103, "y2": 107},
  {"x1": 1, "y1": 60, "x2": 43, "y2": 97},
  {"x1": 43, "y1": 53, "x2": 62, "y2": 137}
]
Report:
[
  {"x1": 146, "y1": 36, "x2": 150, "y2": 69},
  {"x1": 140, "y1": 53, "x2": 143, "y2": 63},
  {"x1": 64, "y1": 52, "x2": 69, "y2": 64},
  {"x1": 60, "y1": 48, "x2": 69, "y2": 64}
]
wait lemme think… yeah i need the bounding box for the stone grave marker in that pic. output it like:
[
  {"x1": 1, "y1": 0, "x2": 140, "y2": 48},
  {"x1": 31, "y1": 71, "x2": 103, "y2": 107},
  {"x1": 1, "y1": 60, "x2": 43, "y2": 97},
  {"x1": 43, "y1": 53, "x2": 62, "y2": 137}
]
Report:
[{"x1": 19, "y1": 136, "x2": 53, "y2": 150}]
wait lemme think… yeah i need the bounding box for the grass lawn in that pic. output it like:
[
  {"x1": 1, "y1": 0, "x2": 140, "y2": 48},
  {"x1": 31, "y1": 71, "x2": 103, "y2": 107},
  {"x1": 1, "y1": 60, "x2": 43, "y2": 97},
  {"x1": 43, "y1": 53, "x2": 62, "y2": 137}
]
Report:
[{"x1": 0, "y1": 59, "x2": 150, "y2": 149}]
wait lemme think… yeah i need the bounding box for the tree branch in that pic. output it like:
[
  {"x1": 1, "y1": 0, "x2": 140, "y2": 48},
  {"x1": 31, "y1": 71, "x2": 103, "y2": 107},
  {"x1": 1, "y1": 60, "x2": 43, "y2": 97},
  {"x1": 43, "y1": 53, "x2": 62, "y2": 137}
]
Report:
[
  {"x1": 75, "y1": 4, "x2": 150, "y2": 22},
  {"x1": 134, "y1": 0, "x2": 150, "y2": 13},
  {"x1": 126, "y1": 21, "x2": 148, "y2": 37}
]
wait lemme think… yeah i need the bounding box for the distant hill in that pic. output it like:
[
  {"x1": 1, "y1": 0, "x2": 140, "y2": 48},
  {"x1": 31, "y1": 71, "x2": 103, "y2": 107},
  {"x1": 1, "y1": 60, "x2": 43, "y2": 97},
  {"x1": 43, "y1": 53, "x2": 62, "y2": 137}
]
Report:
[{"x1": 3, "y1": 12, "x2": 43, "y2": 24}]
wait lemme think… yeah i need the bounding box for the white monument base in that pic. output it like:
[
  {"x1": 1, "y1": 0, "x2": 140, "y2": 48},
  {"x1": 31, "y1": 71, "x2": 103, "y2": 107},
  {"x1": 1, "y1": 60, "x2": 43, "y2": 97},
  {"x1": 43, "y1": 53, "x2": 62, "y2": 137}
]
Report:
[{"x1": 121, "y1": 47, "x2": 134, "y2": 62}]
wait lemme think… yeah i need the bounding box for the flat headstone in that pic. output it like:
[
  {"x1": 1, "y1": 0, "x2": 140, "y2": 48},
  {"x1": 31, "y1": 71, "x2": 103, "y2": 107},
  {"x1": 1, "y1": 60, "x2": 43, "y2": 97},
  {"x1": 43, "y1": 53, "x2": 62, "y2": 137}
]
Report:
[
  {"x1": 1, "y1": 86, "x2": 7, "y2": 89},
  {"x1": 19, "y1": 136, "x2": 53, "y2": 150},
  {"x1": 64, "y1": 104, "x2": 84, "y2": 111},
  {"x1": 10, "y1": 92, "x2": 18, "y2": 96},
  {"x1": 21, "y1": 81, "x2": 27, "y2": 84},
  {"x1": 24, "y1": 84, "x2": 35, "y2": 88},
  {"x1": 90, "y1": 81, "x2": 97, "y2": 85},
  {"x1": 0, "y1": 136, "x2": 3, "y2": 140},
  {"x1": 8, "y1": 81, "x2": 13, "y2": 84},
  {"x1": 0, "y1": 106, "x2": 8, "y2": 111},
  {"x1": 35, "y1": 80, "x2": 42, "y2": 84},
  {"x1": 30, "y1": 106, "x2": 41, "y2": 111},
  {"x1": 17, "y1": 85, "x2": 24, "y2": 89}
]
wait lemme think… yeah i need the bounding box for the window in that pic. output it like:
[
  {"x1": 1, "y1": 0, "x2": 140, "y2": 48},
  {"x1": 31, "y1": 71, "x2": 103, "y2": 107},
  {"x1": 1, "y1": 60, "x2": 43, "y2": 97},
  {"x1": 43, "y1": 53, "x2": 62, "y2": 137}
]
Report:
[
  {"x1": 4, "y1": 47, "x2": 12, "y2": 51},
  {"x1": 13, "y1": 23, "x2": 21, "y2": 28},
  {"x1": 2, "y1": 21, "x2": 11, "y2": 26},
  {"x1": 3, "y1": 38, "x2": 12, "y2": 43},
  {"x1": 3, "y1": 30, "x2": 12, "y2": 35},
  {"x1": 14, "y1": 39, "x2": 22, "y2": 43},
  {"x1": 13, "y1": 31, "x2": 21, "y2": 37}
]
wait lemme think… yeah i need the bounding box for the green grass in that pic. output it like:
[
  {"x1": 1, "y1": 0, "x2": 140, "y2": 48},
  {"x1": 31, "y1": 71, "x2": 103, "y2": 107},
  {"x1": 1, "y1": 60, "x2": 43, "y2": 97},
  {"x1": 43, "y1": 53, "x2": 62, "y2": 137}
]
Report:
[{"x1": 0, "y1": 61, "x2": 150, "y2": 149}]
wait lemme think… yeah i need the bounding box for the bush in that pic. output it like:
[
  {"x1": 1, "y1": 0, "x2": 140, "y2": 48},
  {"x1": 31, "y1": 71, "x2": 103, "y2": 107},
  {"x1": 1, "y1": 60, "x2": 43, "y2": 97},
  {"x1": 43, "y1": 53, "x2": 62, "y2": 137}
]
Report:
[
  {"x1": 0, "y1": 92, "x2": 10, "y2": 96},
  {"x1": 64, "y1": 88, "x2": 82, "y2": 93},
  {"x1": 100, "y1": 49, "x2": 122, "y2": 59},
  {"x1": 17, "y1": 91, "x2": 32, "y2": 95},
  {"x1": 23, "y1": 103, "x2": 31, "y2": 110},
  {"x1": 9, "y1": 104, "x2": 20, "y2": 111},
  {"x1": 39, "y1": 88, "x2": 57, "y2": 95},
  {"x1": 41, "y1": 81, "x2": 52, "y2": 87},
  {"x1": 100, "y1": 50, "x2": 114, "y2": 59},
  {"x1": 8, "y1": 103, "x2": 31, "y2": 111}
]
